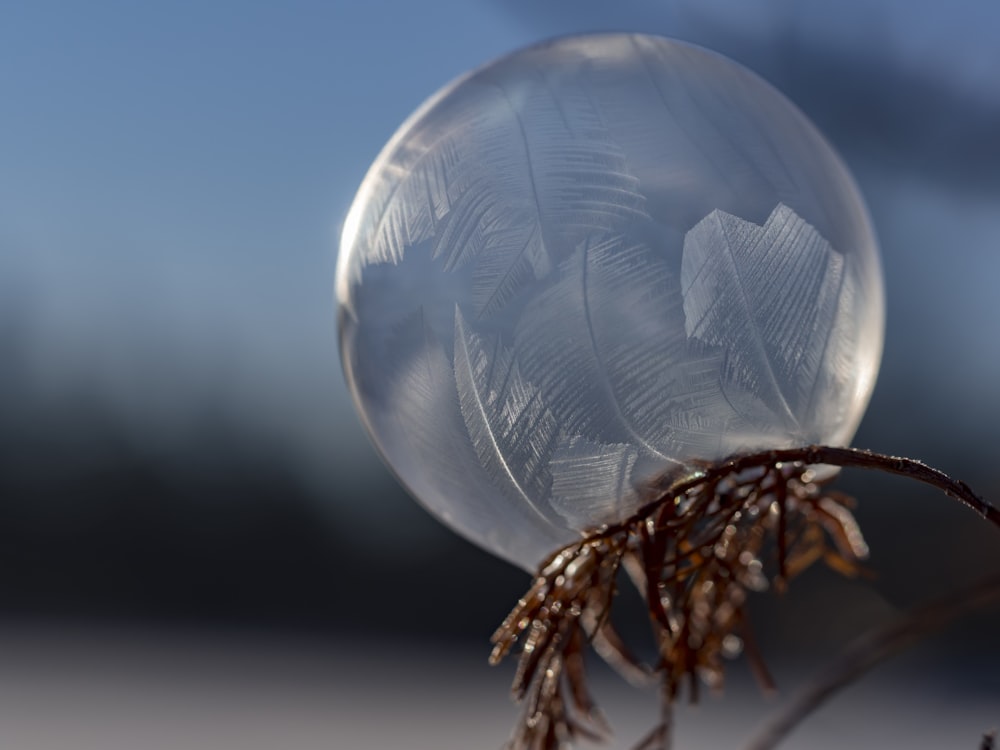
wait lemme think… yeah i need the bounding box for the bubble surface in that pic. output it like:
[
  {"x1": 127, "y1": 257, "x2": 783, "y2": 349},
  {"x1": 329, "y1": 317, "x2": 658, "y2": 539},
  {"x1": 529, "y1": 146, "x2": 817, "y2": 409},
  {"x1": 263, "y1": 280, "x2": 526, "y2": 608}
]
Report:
[{"x1": 337, "y1": 34, "x2": 884, "y2": 569}]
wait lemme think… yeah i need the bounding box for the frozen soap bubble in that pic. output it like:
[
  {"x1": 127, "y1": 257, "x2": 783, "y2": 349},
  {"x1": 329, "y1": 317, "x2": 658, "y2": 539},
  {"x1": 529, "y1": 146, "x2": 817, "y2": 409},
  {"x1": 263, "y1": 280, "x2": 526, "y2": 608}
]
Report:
[{"x1": 337, "y1": 33, "x2": 884, "y2": 570}]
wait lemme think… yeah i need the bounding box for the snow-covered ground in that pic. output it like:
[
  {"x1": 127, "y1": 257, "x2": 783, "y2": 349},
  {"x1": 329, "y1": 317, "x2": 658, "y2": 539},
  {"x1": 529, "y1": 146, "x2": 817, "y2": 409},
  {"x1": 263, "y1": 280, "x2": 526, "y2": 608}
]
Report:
[{"x1": 0, "y1": 623, "x2": 993, "y2": 750}]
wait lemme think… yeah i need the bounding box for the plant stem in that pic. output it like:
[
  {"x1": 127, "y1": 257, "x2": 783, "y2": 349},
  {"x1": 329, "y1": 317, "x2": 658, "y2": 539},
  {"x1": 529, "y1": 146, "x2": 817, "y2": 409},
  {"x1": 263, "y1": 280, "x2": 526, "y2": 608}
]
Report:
[
  {"x1": 743, "y1": 573, "x2": 1000, "y2": 750},
  {"x1": 638, "y1": 445, "x2": 1000, "y2": 532}
]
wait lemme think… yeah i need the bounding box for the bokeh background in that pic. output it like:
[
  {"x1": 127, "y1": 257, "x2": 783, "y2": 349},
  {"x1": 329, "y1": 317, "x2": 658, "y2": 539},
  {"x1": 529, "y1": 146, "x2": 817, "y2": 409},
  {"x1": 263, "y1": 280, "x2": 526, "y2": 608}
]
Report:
[{"x1": 2, "y1": 1, "x2": 998, "y2": 748}]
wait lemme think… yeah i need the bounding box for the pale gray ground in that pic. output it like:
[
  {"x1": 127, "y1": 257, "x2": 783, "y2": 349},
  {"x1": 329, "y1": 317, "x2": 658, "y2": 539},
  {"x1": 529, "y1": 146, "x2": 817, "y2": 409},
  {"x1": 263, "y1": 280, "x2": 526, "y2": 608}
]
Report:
[{"x1": 0, "y1": 623, "x2": 993, "y2": 750}]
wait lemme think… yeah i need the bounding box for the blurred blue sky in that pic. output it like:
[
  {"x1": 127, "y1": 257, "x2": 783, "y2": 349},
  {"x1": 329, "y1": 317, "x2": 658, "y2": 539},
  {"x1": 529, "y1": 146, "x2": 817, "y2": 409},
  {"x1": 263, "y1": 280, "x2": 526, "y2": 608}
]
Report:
[
  {"x1": 2, "y1": 0, "x2": 1000, "y2": 522},
  {"x1": 1, "y1": 1, "x2": 531, "y2": 510}
]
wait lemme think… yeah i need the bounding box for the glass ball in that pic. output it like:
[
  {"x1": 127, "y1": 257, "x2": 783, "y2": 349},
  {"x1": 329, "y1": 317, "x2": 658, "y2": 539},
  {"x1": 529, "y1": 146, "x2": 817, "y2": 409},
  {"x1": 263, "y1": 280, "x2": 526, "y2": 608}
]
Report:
[{"x1": 336, "y1": 34, "x2": 884, "y2": 570}]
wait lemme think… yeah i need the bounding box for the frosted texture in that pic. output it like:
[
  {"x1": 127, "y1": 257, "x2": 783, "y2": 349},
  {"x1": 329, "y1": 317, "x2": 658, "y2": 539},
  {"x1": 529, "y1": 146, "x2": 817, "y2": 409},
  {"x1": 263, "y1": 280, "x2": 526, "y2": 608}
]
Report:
[{"x1": 337, "y1": 34, "x2": 884, "y2": 570}]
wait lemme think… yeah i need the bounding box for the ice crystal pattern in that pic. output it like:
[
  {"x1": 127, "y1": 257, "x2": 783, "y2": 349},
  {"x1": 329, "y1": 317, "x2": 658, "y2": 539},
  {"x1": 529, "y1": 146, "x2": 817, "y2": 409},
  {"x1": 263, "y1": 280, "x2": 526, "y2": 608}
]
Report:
[{"x1": 337, "y1": 34, "x2": 884, "y2": 569}]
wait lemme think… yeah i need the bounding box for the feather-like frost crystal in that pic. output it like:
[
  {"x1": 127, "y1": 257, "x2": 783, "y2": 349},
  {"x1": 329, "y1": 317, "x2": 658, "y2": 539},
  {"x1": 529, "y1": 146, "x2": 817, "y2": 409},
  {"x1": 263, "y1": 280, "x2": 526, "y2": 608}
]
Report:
[{"x1": 337, "y1": 34, "x2": 884, "y2": 569}]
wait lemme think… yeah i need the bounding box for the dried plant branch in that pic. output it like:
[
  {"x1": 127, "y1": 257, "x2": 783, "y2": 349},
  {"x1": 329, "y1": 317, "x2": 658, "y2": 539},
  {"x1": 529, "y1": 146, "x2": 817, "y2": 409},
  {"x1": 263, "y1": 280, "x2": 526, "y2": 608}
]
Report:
[
  {"x1": 490, "y1": 445, "x2": 1000, "y2": 750},
  {"x1": 744, "y1": 572, "x2": 1000, "y2": 750}
]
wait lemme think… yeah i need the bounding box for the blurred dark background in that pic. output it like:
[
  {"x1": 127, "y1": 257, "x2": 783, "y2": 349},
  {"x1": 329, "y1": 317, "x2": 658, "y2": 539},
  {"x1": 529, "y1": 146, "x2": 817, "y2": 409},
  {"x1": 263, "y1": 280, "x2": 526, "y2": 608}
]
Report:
[{"x1": 1, "y1": 1, "x2": 998, "y2": 748}]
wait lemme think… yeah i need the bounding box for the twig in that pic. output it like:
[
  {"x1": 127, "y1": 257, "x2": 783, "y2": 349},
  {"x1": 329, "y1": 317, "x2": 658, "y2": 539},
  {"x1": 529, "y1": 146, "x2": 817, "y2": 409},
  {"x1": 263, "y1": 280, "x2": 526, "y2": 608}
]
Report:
[
  {"x1": 491, "y1": 445, "x2": 1000, "y2": 750},
  {"x1": 744, "y1": 573, "x2": 1000, "y2": 750},
  {"x1": 640, "y1": 445, "x2": 1000, "y2": 532}
]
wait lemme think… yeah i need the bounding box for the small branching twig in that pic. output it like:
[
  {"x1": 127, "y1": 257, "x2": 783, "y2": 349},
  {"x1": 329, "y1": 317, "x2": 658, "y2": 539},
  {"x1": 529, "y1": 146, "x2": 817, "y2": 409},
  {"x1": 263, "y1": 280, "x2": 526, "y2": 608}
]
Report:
[
  {"x1": 490, "y1": 445, "x2": 1000, "y2": 750},
  {"x1": 744, "y1": 573, "x2": 1000, "y2": 750}
]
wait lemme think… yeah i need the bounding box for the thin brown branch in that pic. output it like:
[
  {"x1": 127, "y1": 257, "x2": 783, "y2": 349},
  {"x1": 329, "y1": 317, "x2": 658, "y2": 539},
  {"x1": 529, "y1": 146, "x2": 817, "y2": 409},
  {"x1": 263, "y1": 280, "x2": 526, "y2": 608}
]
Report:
[
  {"x1": 490, "y1": 445, "x2": 1000, "y2": 750},
  {"x1": 640, "y1": 445, "x2": 1000, "y2": 532},
  {"x1": 743, "y1": 573, "x2": 1000, "y2": 750}
]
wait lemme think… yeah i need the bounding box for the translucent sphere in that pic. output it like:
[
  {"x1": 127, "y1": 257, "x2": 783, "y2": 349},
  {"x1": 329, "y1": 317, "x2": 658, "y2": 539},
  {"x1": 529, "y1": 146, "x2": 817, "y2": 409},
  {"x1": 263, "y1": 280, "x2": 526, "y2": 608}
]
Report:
[{"x1": 337, "y1": 34, "x2": 884, "y2": 570}]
